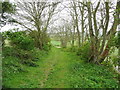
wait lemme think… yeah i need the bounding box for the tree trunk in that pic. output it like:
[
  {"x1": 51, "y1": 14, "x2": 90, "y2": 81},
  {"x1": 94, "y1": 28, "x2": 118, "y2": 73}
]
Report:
[
  {"x1": 98, "y1": 44, "x2": 109, "y2": 63},
  {"x1": 87, "y1": 2, "x2": 96, "y2": 62},
  {"x1": 98, "y1": 1, "x2": 119, "y2": 63},
  {"x1": 73, "y1": 1, "x2": 81, "y2": 47},
  {"x1": 38, "y1": 31, "x2": 43, "y2": 50},
  {"x1": 61, "y1": 39, "x2": 67, "y2": 48}
]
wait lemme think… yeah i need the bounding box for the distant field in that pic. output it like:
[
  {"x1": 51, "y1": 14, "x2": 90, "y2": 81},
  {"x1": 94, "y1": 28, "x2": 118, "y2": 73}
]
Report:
[
  {"x1": 51, "y1": 41, "x2": 61, "y2": 46},
  {"x1": 51, "y1": 40, "x2": 78, "y2": 47}
]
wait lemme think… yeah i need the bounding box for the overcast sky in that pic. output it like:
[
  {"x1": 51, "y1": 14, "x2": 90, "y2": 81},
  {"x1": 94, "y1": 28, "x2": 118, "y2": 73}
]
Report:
[{"x1": 0, "y1": 0, "x2": 118, "y2": 32}]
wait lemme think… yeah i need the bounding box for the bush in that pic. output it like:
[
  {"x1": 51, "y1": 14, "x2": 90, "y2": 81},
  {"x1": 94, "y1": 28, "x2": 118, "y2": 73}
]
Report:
[
  {"x1": 18, "y1": 36, "x2": 34, "y2": 50},
  {"x1": 70, "y1": 46, "x2": 78, "y2": 52},
  {"x1": 29, "y1": 30, "x2": 51, "y2": 50},
  {"x1": 76, "y1": 42, "x2": 91, "y2": 62},
  {"x1": 2, "y1": 47, "x2": 39, "y2": 77},
  {"x1": 105, "y1": 47, "x2": 119, "y2": 67},
  {"x1": 43, "y1": 43, "x2": 51, "y2": 51},
  {"x1": 2, "y1": 50, "x2": 26, "y2": 77},
  {"x1": 5, "y1": 31, "x2": 34, "y2": 50}
]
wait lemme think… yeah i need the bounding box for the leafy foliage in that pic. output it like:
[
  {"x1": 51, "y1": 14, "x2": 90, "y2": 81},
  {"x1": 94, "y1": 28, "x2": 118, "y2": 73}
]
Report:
[
  {"x1": 1, "y1": 2, "x2": 15, "y2": 14},
  {"x1": 2, "y1": 46, "x2": 49, "y2": 88},
  {"x1": 43, "y1": 43, "x2": 51, "y2": 51},
  {"x1": 76, "y1": 42, "x2": 91, "y2": 62},
  {"x1": 0, "y1": 1, "x2": 16, "y2": 27},
  {"x1": 3, "y1": 31, "x2": 34, "y2": 50},
  {"x1": 29, "y1": 30, "x2": 51, "y2": 50},
  {"x1": 2, "y1": 31, "x2": 47, "y2": 85},
  {"x1": 69, "y1": 61, "x2": 118, "y2": 88}
]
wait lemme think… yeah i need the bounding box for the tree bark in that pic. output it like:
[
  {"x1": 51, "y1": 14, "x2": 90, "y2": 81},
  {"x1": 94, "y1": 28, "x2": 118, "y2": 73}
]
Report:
[
  {"x1": 98, "y1": 1, "x2": 119, "y2": 63},
  {"x1": 73, "y1": 1, "x2": 81, "y2": 47},
  {"x1": 87, "y1": 2, "x2": 96, "y2": 62}
]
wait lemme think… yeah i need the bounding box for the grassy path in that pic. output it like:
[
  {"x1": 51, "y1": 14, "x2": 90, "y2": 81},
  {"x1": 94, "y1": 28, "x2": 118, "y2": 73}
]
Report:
[
  {"x1": 4, "y1": 47, "x2": 76, "y2": 88},
  {"x1": 3, "y1": 47, "x2": 118, "y2": 88},
  {"x1": 41, "y1": 48, "x2": 71, "y2": 88},
  {"x1": 39, "y1": 47, "x2": 71, "y2": 88}
]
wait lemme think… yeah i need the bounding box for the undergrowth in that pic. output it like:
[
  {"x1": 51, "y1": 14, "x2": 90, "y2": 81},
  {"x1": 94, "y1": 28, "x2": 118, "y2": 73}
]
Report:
[
  {"x1": 61, "y1": 46, "x2": 119, "y2": 88},
  {"x1": 68, "y1": 60, "x2": 119, "y2": 88},
  {"x1": 2, "y1": 46, "x2": 49, "y2": 88}
]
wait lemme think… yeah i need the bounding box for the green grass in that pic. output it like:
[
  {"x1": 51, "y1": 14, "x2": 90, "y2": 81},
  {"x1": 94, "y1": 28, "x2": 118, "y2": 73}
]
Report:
[
  {"x1": 3, "y1": 47, "x2": 119, "y2": 88},
  {"x1": 50, "y1": 40, "x2": 78, "y2": 48},
  {"x1": 51, "y1": 41, "x2": 61, "y2": 46},
  {"x1": 68, "y1": 61, "x2": 118, "y2": 88}
]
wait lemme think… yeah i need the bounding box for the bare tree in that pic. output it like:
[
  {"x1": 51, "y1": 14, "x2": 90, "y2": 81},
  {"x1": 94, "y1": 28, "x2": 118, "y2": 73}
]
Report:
[
  {"x1": 98, "y1": 0, "x2": 119, "y2": 63},
  {"x1": 84, "y1": 0, "x2": 119, "y2": 64},
  {"x1": 78, "y1": 1, "x2": 86, "y2": 45},
  {"x1": 70, "y1": 0, "x2": 81, "y2": 47},
  {"x1": 14, "y1": 0, "x2": 60, "y2": 49}
]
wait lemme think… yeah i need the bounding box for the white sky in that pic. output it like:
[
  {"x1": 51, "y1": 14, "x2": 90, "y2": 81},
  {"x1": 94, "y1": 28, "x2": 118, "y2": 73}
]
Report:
[{"x1": 0, "y1": 0, "x2": 118, "y2": 32}]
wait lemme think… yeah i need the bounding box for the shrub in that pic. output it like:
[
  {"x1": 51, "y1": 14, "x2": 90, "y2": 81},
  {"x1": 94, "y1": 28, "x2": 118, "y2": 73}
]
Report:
[
  {"x1": 2, "y1": 46, "x2": 39, "y2": 75},
  {"x1": 2, "y1": 52, "x2": 26, "y2": 76},
  {"x1": 105, "y1": 47, "x2": 119, "y2": 67},
  {"x1": 43, "y1": 43, "x2": 51, "y2": 51},
  {"x1": 76, "y1": 42, "x2": 91, "y2": 62},
  {"x1": 29, "y1": 30, "x2": 51, "y2": 50},
  {"x1": 70, "y1": 46, "x2": 78, "y2": 52},
  {"x1": 5, "y1": 31, "x2": 34, "y2": 50},
  {"x1": 17, "y1": 36, "x2": 34, "y2": 50}
]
